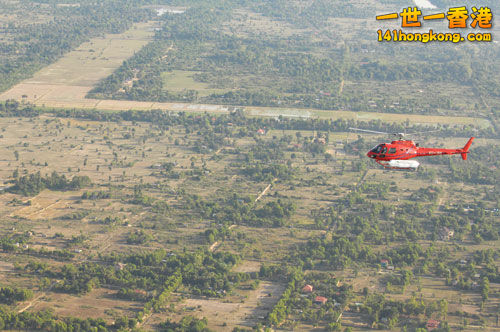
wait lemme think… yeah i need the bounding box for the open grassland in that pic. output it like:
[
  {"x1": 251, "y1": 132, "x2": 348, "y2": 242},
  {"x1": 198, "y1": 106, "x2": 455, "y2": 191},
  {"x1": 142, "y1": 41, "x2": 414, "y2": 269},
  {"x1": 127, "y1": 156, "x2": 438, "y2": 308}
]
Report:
[{"x1": 161, "y1": 70, "x2": 228, "y2": 97}]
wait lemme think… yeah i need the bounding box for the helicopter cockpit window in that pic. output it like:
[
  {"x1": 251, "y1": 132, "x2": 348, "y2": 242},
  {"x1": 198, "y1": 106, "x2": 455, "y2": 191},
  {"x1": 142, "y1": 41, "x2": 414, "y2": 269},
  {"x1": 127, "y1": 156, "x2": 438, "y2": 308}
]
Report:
[
  {"x1": 371, "y1": 145, "x2": 383, "y2": 153},
  {"x1": 388, "y1": 148, "x2": 396, "y2": 154},
  {"x1": 381, "y1": 147, "x2": 387, "y2": 154}
]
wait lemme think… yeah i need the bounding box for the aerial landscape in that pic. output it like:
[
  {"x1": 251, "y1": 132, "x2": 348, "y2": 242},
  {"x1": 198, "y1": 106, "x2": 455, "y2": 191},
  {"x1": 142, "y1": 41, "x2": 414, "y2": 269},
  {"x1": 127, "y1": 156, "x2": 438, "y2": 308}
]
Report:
[{"x1": 0, "y1": 0, "x2": 498, "y2": 331}]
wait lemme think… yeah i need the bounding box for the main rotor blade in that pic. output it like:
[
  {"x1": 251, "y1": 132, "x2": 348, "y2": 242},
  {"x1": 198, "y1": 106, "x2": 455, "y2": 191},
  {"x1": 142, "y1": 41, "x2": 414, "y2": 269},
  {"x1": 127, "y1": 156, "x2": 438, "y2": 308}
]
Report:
[
  {"x1": 405, "y1": 129, "x2": 441, "y2": 136},
  {"x1": 349, "y1": 128, "x2": 391, "y2": 135}
]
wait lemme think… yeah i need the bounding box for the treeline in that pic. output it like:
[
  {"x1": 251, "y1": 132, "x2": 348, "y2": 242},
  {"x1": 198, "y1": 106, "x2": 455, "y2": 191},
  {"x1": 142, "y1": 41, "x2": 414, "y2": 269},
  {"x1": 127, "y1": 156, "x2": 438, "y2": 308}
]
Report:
[
  {"x1": 1, "y1": 101, "x2": 495, "y2": 139},
  {"x1": 292, "y1": 236, "x2": 375, "y2": 270},
  {"x1": 204, "y1": 226, "x2": 232, "y2": 244},
  {"x1": 126, "y1": 230, "x2": 153, "y2": 245},
  {"x1": 185, "y1": 194, "x2": 296, "y2": 227},
  {"x1": 9, "y1": 171, "x2": 91, "y2": 196},
  {"x1": 137, "y1": 272, "x2": 182, "y2": 322},
  {"x1": 241, "y1": 164, "x2": 293, "y2": 182},
  {"x1": 266, "y1": 275, "x2": 300, "y2": 326},
  {"x1": 25, "y1": 249, "x2": 241, "y2": 299},
  {"x1": 81, "y1": 190, "x2": 111, "y2": 200},
  {"x1": 0, "y1": 233, "x2": 75, "y2": 260},
  {"x1": 23, "y1": 247, "x2": 75, "y2": 261},
  {"x1": 159, "y1": 315, "x2": 213, "y2": 332},
  {"x1": 0, "y1": 287, "x2": 33, "y2": 305},
  {"x1": 0, "y1": 306, "x2": 130, "y2": 331}
]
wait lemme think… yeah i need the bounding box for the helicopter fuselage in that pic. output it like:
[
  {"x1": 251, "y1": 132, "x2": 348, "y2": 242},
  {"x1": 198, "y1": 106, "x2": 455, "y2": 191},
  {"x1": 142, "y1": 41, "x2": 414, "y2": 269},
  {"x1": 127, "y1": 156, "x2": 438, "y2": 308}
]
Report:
[{"x1": 366, "y1": 140, "x2": 467, "y2": 161}]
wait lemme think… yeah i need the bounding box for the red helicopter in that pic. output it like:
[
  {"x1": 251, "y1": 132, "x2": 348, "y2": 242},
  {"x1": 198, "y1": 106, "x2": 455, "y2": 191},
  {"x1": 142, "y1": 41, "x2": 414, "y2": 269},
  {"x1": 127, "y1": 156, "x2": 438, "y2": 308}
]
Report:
[{"x1": 349, "y1": 128, "x2": 474, "y2": 170}]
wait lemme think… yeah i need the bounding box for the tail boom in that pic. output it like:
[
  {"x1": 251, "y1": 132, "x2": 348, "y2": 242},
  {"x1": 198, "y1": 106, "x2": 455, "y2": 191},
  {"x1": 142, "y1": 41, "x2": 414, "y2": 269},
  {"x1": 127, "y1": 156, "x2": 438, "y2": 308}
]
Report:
[{"x1": 415, "y1": 137, "x2": 474, "y2": 160}]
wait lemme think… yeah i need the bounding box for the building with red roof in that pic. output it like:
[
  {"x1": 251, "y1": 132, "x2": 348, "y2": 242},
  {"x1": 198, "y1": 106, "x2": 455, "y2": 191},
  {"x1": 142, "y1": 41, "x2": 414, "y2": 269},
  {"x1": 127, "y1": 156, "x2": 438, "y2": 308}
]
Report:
[
  {"x1": 302, "y1": 285, "x2": 313, "y2": 293},
  {"x1": 314, "y1": 296, "x2": 327, "y2": 305},
  {"x1": 426, "y1": 319, "x2": 440, "y2": 330}
]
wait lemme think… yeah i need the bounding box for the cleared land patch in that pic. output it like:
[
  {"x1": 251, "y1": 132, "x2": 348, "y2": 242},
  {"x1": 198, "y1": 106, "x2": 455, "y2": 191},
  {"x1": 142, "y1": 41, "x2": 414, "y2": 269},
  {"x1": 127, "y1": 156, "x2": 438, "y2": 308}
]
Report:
[
  {"x1": 29, "y1": 288, "x2": 142, "y2": 322},
  {"x1": 0, "y1": 21, "x2": 156, "y2": 106},
  {"x1": 10, "y1": 192, "x2": 72, "y2": 221},
  {"x1": 173, "y1": 282, "x2": 284, "y2": 331},
  {"x1": 232, "y1": 260, "x2": 261, "y2": 273}
]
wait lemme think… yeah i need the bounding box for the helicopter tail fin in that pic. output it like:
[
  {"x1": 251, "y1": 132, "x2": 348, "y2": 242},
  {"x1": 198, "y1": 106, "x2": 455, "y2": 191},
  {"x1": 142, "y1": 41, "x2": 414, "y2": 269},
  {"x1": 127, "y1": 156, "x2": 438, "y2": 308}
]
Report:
[{"x1": 461, "y1": 137, "x2": 474, "y2": 160}]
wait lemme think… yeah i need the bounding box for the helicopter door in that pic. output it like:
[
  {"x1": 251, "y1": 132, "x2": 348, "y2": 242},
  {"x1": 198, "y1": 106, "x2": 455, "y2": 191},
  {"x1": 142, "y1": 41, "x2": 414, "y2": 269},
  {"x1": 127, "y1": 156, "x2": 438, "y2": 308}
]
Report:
[{"x1": 379, "y1": 146, "x2": 387, "y2": 157}]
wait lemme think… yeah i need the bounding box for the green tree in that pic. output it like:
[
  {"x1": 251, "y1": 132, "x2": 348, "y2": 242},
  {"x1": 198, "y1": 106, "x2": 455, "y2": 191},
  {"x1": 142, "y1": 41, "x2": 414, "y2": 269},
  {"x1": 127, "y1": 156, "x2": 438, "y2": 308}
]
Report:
[{"x1": 481, "y1": 277, "x2": 490, "y2": 302}]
